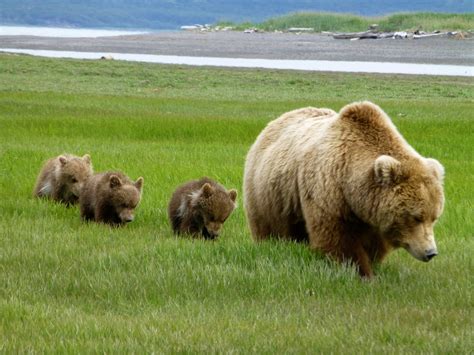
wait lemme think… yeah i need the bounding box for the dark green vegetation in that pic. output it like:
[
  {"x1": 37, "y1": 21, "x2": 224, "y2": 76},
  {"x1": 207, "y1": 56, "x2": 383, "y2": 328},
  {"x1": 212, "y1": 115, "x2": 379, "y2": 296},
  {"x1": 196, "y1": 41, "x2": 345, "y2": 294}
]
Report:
[
  {"x1": 220, "y1": 12, "x2": 474, "y2": 32},
  {"x1": 0, "y1": 0, "x2": 472, "y2": 29},
  {"x1": 0, "y1": 53, "x2": 473, "y2": 352}
]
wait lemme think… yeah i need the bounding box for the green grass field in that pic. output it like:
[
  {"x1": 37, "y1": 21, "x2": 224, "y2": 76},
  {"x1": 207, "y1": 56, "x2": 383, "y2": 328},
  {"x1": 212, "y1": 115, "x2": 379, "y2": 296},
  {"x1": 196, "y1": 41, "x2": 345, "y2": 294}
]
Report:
[
  {"x1": 0, "y1": 53, "x2": 473, "y2": 352},
  {"x1": 219, "y1": 12, "x2": 474, "y2": 32}
]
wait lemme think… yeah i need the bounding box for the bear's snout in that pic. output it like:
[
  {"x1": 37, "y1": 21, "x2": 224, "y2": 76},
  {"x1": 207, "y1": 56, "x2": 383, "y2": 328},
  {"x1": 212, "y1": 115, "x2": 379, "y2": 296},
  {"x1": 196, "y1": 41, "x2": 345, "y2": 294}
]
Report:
[
  {"x1": 424, "y1": 248, "x2": 438, "y2": 262},
  {"x1": 124, "y1": 216, "x2": 134, "y2": 223},
  {"x1": 406, "y1": 242, "x2": 438, "y2": 262},
  {"x1": 119, "y1": 209, "x2": 135, "y2": 223},
  {"x1": 203, "y1": 228, "x2": 219, "y2": 240},
  {"x1": 204, "y1": 222, "x2": 222, "y2": 240},
  {"x1": 208, "y1": 230, "x2": 219, "y2": 239}
]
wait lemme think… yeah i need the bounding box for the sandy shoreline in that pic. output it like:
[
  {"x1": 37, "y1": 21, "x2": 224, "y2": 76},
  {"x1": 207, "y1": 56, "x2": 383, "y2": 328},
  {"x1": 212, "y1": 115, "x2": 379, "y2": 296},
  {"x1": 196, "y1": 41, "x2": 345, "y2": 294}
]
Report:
[{"x1": 1, "y1": 31, "x2": 473, "y2": 66}]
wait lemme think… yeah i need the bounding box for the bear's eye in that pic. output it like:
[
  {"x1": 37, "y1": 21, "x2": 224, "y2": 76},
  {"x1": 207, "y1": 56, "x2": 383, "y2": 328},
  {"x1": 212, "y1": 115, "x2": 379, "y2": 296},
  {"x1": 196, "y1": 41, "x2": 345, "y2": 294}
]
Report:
[
  {"x1": 71, "y1": 178, "x2": 78, "y2": 183},
  {"x1": 413, "y1": 216, "x2": 423, "y2": 223}
]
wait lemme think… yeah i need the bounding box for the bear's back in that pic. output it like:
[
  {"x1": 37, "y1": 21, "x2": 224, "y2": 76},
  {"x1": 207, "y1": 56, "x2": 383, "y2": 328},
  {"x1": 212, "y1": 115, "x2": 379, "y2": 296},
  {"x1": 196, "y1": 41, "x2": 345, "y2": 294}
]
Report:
[
  {"x1": 253, "y1": 107, "x2": 336, "y2": 153},
  {"x1": 245, "y1": 106, "x2": 337, "y2": 187}
]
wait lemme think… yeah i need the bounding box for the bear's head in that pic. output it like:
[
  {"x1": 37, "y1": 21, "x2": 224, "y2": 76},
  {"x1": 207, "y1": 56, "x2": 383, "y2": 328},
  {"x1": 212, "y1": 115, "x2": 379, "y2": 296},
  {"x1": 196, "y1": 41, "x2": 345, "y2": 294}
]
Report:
[
  {"x1": 57, "y1": 154, "x2": 93, "y2": 202},
  {"x1": 191, "y1": 183, "x2": 237, "y2": 239},
  {"x1": 108, "y1": 174, "x2": 144, "y2": 224},
  {"x1": 373, "y1": 155, "x2": 445, "y2": 262}
]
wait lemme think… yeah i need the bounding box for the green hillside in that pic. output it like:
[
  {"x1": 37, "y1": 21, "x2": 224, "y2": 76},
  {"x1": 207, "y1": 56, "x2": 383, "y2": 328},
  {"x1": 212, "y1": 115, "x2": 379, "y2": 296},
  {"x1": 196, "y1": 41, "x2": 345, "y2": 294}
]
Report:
[{"x1": 220, "y1": 12, "x2": 474, "y2": 32}]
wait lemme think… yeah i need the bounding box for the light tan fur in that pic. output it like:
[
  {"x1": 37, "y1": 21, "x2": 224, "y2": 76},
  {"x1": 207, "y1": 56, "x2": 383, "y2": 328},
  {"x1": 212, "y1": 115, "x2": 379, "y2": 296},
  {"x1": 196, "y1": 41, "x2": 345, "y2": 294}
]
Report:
[
  {"x1": 243, "y1": 101, "x2": 445, "y2": 277},
  {"x1": 33, "y1": 153, "x2": 93, "y2": 205}
]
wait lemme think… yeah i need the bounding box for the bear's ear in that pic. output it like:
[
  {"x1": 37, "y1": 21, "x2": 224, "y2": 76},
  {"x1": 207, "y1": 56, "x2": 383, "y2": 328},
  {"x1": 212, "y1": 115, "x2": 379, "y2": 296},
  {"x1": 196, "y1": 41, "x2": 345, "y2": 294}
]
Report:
[
  {"x1": 82, "y1": 154, "x2": 91, "y2": 165},
  {"x1": 58, "y1": 155, "x2": 68, "y2": 166},
  {"x1": 228, "y1": 189, "x2": 238, "y2": 203},
  {"x1": 135, "y1": 177, "x2": 144, "y2": 192},
  {"x1": 425, "y1": 158, "x2": 445, "y2": 182},
  {"x1": 374, "y1": 155, "x2": 402, "y2": 186},
  {"x1": 109, "y1": 175, "x2": 122, "y2": 189},
  {"x1": 201, "y1": 183, "x2": 214, "y2": 198}
]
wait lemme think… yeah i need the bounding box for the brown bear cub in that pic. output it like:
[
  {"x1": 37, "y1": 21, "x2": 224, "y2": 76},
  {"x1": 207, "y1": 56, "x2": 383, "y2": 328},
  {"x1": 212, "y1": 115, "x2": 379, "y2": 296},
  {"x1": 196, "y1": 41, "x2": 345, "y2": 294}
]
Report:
[
  {"x1": 79, "y1": 171, "x2": 144, "y2": 226},
  {"x1": 168, "y1": 177, "x2": 237, "y2": 239},
  {"x1": 33, "y1": 154, "x2": 93, "y2": 205}
]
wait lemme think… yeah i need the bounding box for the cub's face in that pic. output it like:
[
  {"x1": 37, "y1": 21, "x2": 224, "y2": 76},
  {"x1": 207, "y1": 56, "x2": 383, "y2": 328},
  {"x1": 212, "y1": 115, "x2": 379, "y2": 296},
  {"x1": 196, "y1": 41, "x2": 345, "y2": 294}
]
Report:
[
  {"x1": 194, "y1": 183, "x2": 237, "y2": 239},
  {"x1": 109, "y1": 175, "x2": 144, "y2": 224},
  {"x1": 59, "y1": 154, "x2": 93, "y2": 201},
  {"x1": 374, "y1": 156, "x2": 445, "y2": 262},
  {"x1": 201, "y1": 205, "x2": 233, "y2": 240}
]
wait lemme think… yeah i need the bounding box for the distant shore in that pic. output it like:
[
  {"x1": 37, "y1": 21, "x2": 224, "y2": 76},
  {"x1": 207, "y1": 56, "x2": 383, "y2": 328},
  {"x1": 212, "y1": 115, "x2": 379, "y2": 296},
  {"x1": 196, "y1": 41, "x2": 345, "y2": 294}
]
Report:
[{"x1": 1, "y1": 31, "x2": 473, "y2": 66}]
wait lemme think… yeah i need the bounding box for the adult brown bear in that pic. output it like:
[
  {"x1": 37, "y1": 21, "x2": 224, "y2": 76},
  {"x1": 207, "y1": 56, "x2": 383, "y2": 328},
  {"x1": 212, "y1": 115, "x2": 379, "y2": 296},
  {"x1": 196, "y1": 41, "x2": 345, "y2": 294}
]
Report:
[{"x1": 243, "y1": 102, "x2": 445, "y2": 278}]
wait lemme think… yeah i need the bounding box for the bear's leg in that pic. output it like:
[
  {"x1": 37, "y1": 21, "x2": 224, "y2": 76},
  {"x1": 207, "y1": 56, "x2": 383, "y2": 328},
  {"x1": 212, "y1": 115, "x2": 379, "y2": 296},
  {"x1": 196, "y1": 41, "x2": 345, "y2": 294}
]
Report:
[
  {"x1": 94, "y1": 202, "x2": 110, "y2": 224},
  {"x1": 80, "y1": 204, "x2": 94, "y2": 221},
  {"x1": 247, "y1": 216, "x2": 273, "y2": 241},
  {"x1": 179, "y1": 215, "x2": 202, "y2": 235},
  {"x1": 343, "y1": 239, "x2": 374, "y2": 278},
  {"x1": 169, "y1": 210, "x2": 183, "y2": 234},
  {"x1": 306, "y1": 215, "x2": 374, "y2": 278}
]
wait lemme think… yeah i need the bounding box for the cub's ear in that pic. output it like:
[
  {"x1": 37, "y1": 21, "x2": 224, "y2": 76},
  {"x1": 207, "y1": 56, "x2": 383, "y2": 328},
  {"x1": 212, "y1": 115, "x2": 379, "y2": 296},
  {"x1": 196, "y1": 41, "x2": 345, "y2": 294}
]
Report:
[
  {"x1": 228, "y1": 189, "x2": 238, "y2": 203},
  {"x1": 374, "y1": 155, "x2": 402, "y2": 186},
  {"x1": 109, "y1": 175, "x2": 122, "y2": 188},
  {"x1": 82, "y1": 154, "x2": 91, "y2": 165},
  {"x1": 425, "y1": 158, "x2": 445, "y2": 182},
  {"x1": 201, "y1": 183, "x2": 214, "y2": 198},
  {"x1": 58, "y1": 155, "x2": 68, "y2": 166},
  {"x1": 135, "y1": 177, "x2": 144, "y2": 191}
]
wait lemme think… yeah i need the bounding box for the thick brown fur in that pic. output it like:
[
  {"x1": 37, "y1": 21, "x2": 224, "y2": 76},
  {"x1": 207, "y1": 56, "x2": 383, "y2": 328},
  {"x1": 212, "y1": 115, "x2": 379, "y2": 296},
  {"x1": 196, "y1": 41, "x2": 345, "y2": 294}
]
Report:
[
  {"x1": 33, "y1": 153, "x2": 93, "y2": 205},
  {"x1": 243, "y1": 102, "x2": 445, "y2": 278},
  {"x1": 79, "y1": 171, "x2": 143, "y2": 226},
  {"x1": 168, "y1": 177, "x2": 237, "y2": 239}
]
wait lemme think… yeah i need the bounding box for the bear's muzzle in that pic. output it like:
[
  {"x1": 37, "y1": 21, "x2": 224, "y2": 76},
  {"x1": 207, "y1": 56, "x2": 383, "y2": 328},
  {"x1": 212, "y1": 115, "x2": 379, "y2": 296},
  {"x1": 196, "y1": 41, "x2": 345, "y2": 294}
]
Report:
[{"x1": 423, "y1": 248, "x2": 438, "y2": 262}]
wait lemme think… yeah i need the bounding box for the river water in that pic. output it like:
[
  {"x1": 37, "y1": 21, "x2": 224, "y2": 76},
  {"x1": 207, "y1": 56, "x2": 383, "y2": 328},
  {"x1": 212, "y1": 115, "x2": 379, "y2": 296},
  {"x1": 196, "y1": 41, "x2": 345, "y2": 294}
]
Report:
[
  {"x1": 0, "y1": 25, "x2": 149, "y2": 38},
  {"x1": 0, "y1": 48, "x2": 472, "y2": 77}
]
